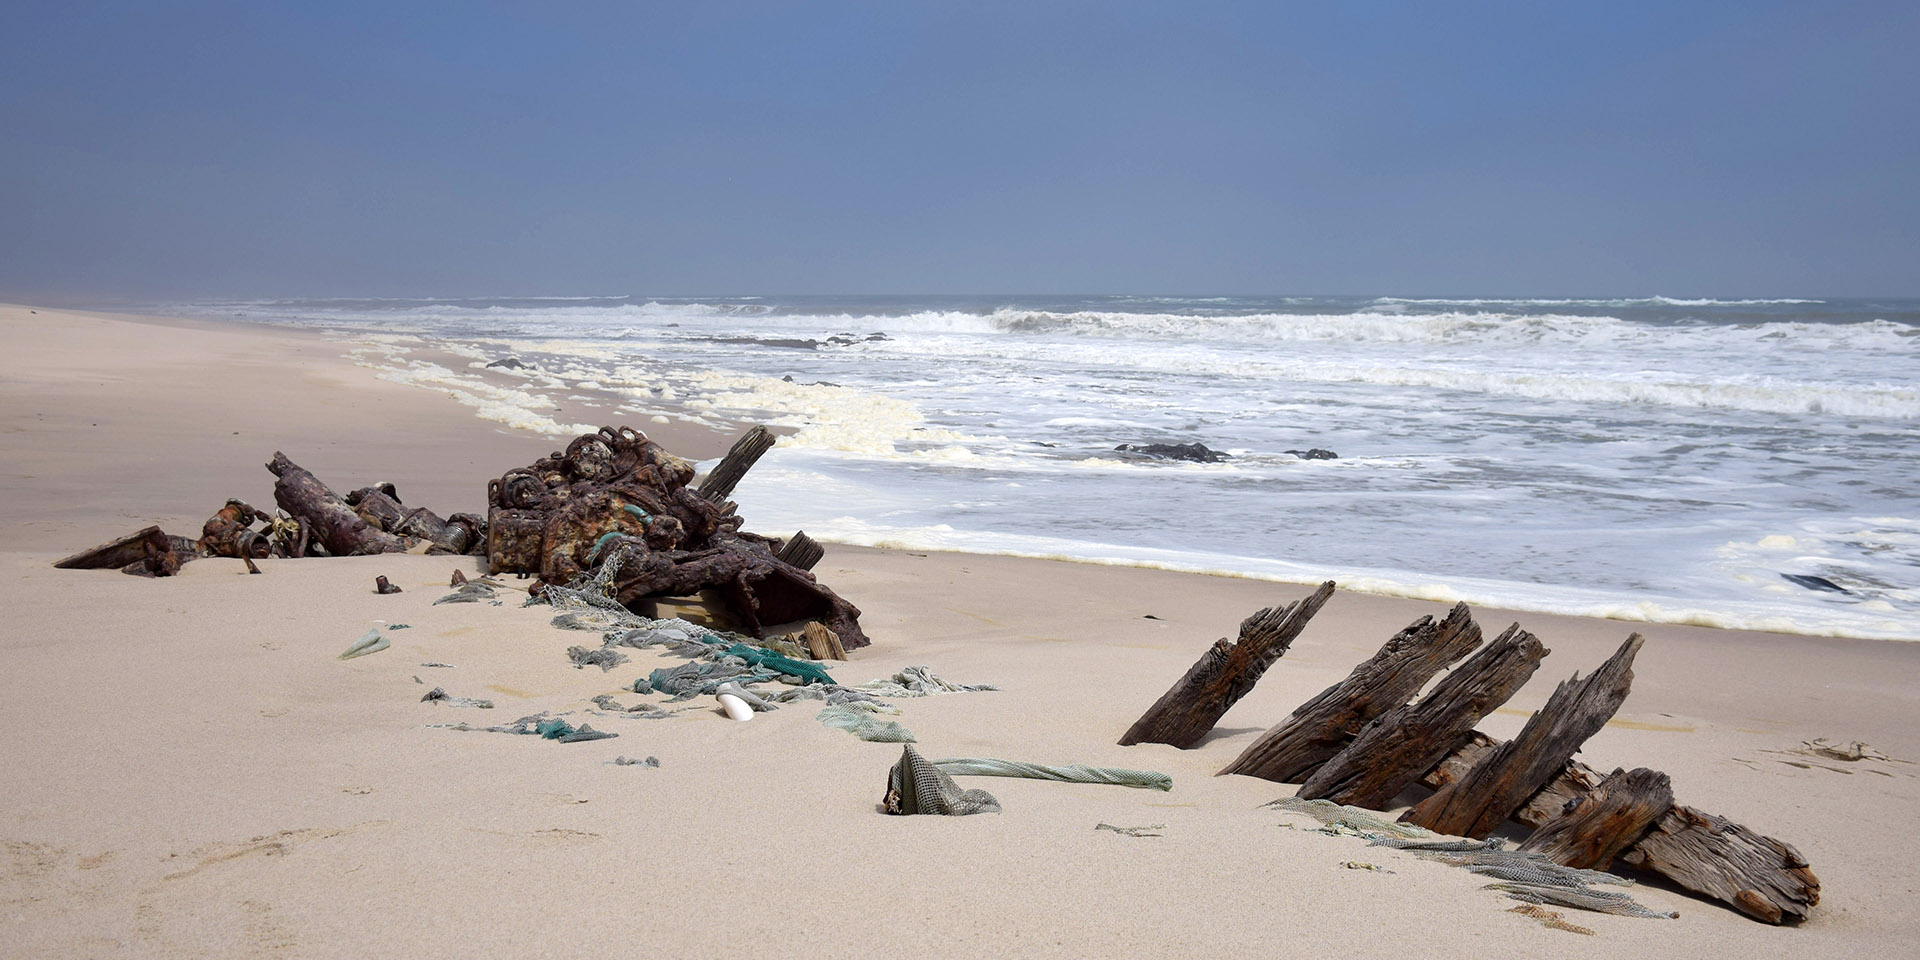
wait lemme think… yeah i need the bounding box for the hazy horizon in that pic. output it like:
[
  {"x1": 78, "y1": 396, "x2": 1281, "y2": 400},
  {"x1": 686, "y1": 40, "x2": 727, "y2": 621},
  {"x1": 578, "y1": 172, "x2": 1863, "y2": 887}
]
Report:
[{"x1": 4, "y1": 2, "x2": 1916, "y2": 301}]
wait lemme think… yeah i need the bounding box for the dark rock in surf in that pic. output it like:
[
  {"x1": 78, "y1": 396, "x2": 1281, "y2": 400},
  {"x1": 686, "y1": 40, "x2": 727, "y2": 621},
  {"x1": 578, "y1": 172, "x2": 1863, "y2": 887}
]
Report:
[
  {"x1": 824, "y1": 333, "x2": 891, "y2": 346},
  {"x1": 1781, "y1": 573, "x2": 1849, "y2": 594},
  {"x1": 486, "y1": 357, "x2": 529, "y2": 370},
  {"x1": 1115, "y1": 442, "x2": 1230, "y2": 463},
  {"x1": 716, "y1": 336, "x2": 820, "y2": 350},
  {"x1": 1287, "y1": 448, "x2": 1339, "y2": 460}
]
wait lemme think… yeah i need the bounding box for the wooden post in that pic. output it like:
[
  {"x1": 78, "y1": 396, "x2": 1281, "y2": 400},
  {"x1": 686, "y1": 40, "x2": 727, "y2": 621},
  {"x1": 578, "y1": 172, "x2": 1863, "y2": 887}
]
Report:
[
  {"x1": 1292, "y1": 623, "x2": 1547, "y2": 808},
  {"x1": 1404, "y1": 634, "x2": 1644, "y2": 838},
  {"x1": 1518, "y1": 767, "x2": 1672, "y2": 869},
  {"x1": 697, "y1": 426, "x2": 776, "y2": 503},
  {"x1": 1118, "y1": 581, "x2": 1335, "y2": 749},
  {"x1": 1219, "y1": 603, "x2": 1482, "y2": 782}
]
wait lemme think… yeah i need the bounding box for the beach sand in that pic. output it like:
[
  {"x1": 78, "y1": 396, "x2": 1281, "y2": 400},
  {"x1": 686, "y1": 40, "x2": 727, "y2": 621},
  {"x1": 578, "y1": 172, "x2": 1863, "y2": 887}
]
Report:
[{"x1": 3, "y1": 303, "x2": 1917, "y2": 958}]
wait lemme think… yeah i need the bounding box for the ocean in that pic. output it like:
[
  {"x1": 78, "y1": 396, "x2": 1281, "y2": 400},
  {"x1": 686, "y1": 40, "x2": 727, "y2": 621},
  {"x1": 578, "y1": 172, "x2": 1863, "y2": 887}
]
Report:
[{"x1": 163, "y1": 294, "x2": 1920, "y2": 641}]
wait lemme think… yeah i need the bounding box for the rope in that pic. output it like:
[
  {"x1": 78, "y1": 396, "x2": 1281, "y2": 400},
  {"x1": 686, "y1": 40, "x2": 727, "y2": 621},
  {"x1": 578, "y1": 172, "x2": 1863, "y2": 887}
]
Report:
[{"x1": 932, "y1": 758, "x2": 1172, "y2": 791}]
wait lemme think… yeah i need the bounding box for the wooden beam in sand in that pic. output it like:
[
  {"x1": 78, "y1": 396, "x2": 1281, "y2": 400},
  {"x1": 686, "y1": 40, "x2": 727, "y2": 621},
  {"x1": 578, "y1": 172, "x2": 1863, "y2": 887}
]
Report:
[
  {"x1": 1518, "y1": 766, "x2": 1673, "y2": 870},
  {"x1": 53, "y1": 524, "x2": 171, "y2": 570},
  {"x1": 1421, "y1": 733, "x2": 1820, "y2": 924},
  {"x1": 1404, "y1": 633, "x2": 1644, "y2": 838},
  {"x1": 801, "y1": 621, "x2": 847, "y2": 661},
  {"x1": 1118, "y1": 581, "x2": 1335, "y2": 749},
  {"x1": 1218, "y1": 603, "x2": 1482, "y2": 783},
  {"x1": 1291, "y1": 623, "x2": 1548, "y2": 809}
]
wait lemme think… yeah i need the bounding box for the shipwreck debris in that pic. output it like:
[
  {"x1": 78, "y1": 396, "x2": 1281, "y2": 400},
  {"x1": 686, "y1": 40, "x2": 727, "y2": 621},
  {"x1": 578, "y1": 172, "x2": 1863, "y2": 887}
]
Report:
[
  {"x1": 51, "y1": 424, "x2": 871, "y2": 649},
  {"x1": 1118, "y1": 581, "x2": 1334, "y2": 749},
  {"x1": 483, "y1": 425, "x2": 868, "y2": 647},
  {"x1": 1125, "y1": 597, "x2": 1820, "y2": 924}
]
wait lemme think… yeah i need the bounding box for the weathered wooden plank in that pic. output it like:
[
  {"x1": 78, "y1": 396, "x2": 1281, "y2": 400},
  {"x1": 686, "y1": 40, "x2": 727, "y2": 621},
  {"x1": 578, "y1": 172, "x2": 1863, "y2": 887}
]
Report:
[
  {"x1": 1118, "y1": 581, "x2": 1336, "y2": 749},
  {"x1": 1620, "y1": 804, "x2": 1819, "y2": 924},
  {"x1": 777, "y1": 531, "x2": 825, "y2": 571},
  {"x1": 1420, "y1": 734, "x2": 1819, "y2": 924},
  {"x1": 697, "y1": 425, "x2": 776, "y2": 503},
  {"x1": 1219, "y1": 603, "x2": 1482, "y2": 782},
  {"x1": 1404, "y1": 634, "x2": 1644, "y2": 838},
  {"x1": 53, "y1": 525, "x2": 166, "y2": 569},
  {"x1": 802, "y1": 620, "x2": 847, "y2": 661},
  {"x1": 1292, "y1": 623, "x2": 1547, "y2": 807},
  {"x1": 1519, "y1": 767, "x2": 1672, "y2": 869}
]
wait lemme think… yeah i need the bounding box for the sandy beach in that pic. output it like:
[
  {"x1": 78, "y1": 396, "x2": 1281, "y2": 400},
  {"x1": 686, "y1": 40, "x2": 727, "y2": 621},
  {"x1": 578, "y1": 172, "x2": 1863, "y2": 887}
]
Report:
[{"x1": 4, "y1": 303, "x2": 1918, "y2": 959}]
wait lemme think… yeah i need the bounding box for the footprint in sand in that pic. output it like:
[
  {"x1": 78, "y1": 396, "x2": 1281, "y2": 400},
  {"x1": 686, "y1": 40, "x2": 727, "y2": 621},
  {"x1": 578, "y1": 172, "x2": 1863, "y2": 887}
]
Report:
[
  {"x1": 160, "y1": 821, "x2": 387, "y2": 882},
  {"x1": 475, "y1": 827, "x2": 604, "y2": 847}
]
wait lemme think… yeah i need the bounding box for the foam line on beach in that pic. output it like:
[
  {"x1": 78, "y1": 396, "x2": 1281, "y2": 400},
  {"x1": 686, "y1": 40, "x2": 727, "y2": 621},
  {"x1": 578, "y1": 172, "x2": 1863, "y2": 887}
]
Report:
[{"x1": 729, "y1": 512, "x2": 1919, "y2": 642}]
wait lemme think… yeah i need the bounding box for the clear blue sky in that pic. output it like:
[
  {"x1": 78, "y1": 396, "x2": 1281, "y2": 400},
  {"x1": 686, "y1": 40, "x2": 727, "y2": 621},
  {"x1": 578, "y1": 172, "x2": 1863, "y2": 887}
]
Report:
[{"x1": 2, "y1": 1, "x2": 1915, "y2": 298}]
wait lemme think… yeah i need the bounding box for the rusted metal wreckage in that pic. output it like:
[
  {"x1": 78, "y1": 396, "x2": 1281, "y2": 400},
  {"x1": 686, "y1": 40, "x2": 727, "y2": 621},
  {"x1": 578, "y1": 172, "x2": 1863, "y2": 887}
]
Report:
[
  {"x1": 1120, "y1": 583, "x2": 1819, "y2": 925},
  {"x1": 52, "y1": 424, "x2": 869, "y2": 649}
]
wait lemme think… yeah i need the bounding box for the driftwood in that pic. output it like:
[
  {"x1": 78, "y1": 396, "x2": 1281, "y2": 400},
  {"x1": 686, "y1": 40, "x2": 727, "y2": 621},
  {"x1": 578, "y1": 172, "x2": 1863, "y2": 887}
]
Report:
[
  {"x1": 1292, "y1": 624, "x2": 1547, "y2": 808},
  {"x1": 697, "y1": 425, "x2": 776, "y2": 503},
  {"x1": 1118, "y1": 581, "x2": 1335, "y2": 749},
  {"x1": 1219, "y1": 603, "x2": 1481, "y2": 782},
  {"x1": 485, "y1": 426, "x2": 870, "y2": 648},
  {"x1": 1423, "y1": 733, "x2": 1818, "y2": 923},
  {"x1": 1518, "y1": 767, "x2": 1672, "y2": 869},
  {"x1": 1405, "y1": 634, "x2": 1644, "y2": 838}
]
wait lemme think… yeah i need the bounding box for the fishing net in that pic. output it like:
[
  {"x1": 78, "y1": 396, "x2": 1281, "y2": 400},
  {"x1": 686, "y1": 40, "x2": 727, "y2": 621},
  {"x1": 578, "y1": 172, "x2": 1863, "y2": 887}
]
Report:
[
  {"x1": 884, "y1": 744, "x2": 999, "y2": 816},
  {"x1": 1485, "y1": 882, "x2": 1677, "y2": 919},
  {"x1": 1414, "y1": 849, "x2": 1634, "y2": 887},
  {"x1": 714, "y1": 681, "x2": 778, "y2": 712},
  {"x1": 855, "y1": 666, "x2": 999, "y2": 698},
  {"x1": 819, "y1": 704, "x2": 916, "y2": 742},
  {"x1": 536, "y1": 551, "x2": 649, "y2": 629},
  {"x1": 723, "y1": 643, "x2": 835, "y2": 685},
  {"x1": 434, "y1": 581, "x2": 499, "y2": 605},
  {"x1": 433, "y1": 713, "x2": 619, "y2": 743},
  {"x1": 1267, "y1": 796, "x2": 1435, "y2": 840},
  {"x1": 1269, "y1": 796, "x2": 1673, "y2": 919},
  {"x1": 765, "y1": 684, "x2": 893, "y2": 709},
  {"x1": 1367, "y1": 836, "x2": 1506, "y2": 852},
  {"x1": 420, "y1": 687, "x2": 494, "y2": 709},
  {"x1": 567, "y1": 645, "x2": 629, "y2": 671},
  {"x1": 650, "y1": 660, "x2": 773, "y2": 700},
  {"x1": 932, "y1": 758, "x2": 1172, "y2": 791},
  {"x1": 610, "y1": 618, "x2": 722, "y2": 650}
]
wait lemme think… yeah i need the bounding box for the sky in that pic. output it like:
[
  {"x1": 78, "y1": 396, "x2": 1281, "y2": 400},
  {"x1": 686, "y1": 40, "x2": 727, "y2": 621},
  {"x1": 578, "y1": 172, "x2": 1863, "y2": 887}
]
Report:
[{"x1": 2, "y1": 1, "x2": 1916, "y2": 299}]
